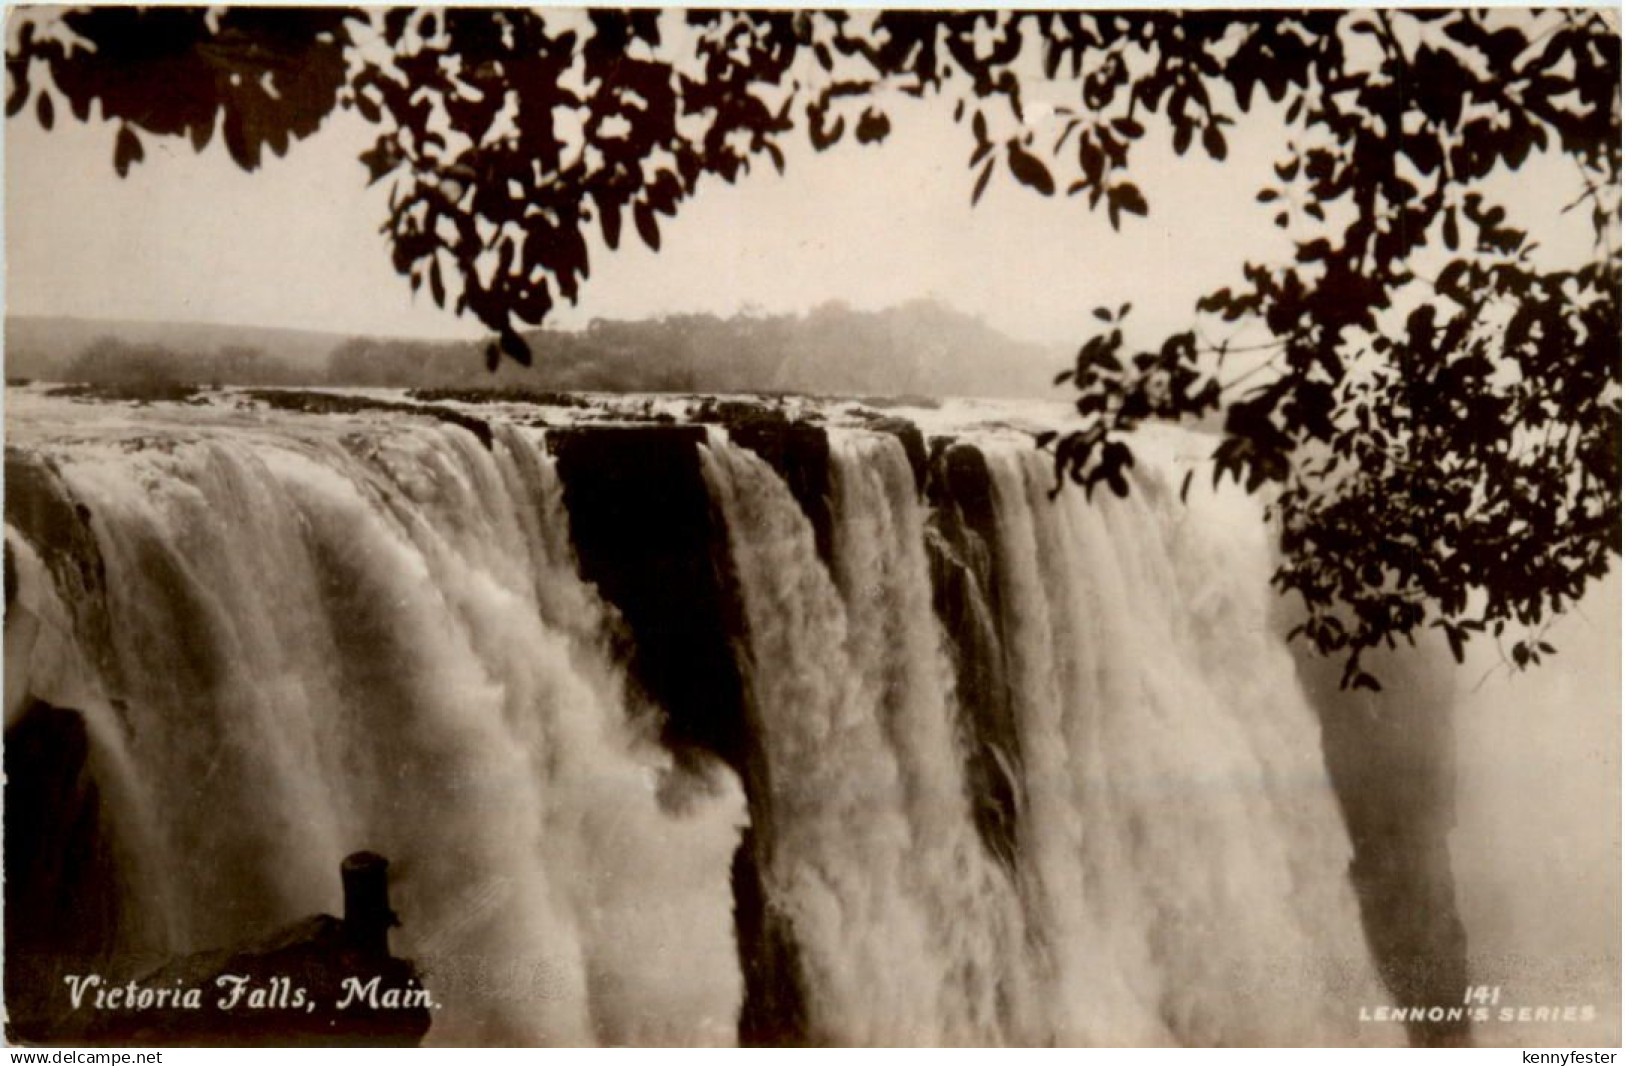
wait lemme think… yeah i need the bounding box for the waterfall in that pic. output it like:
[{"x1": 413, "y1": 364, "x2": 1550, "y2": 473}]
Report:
[
  {"x1": 697, "y1": 428, "x2": 1392, "y2": 1046},
  {"x1": 971, "y1": 437, "x2": 1390, "y2": 1044},
  {"x1": 699, "y1": 434, "x2": 1038, "y2": 1045},
  {"x1": 6, "y1": 417, "x2": 746, "y2": 1046},
  {"x1": 3, "y1": 390, "x2": 1403, "y2": 1046}
]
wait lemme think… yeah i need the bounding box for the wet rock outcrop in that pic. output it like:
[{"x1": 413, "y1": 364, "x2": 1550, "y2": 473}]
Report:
[
  {"x1": 548, "y1": 422, "x2": 811, "y2": 1045},
  {"x1": 243, "y1": 390, "x2": 495, "y2": 449},
  {"x1": 1291, "y1": 637, "x2": 1471, "y2": 1048},
  {"x1": 923, "y1": 441, "x2": 1024, "y2": 869},
  {"x1": 4, "y1": 699, "x2": 123, "y2": 1044},
  {"x1": 57, "y1": 853, "x2": 430, "y2": 1047}
]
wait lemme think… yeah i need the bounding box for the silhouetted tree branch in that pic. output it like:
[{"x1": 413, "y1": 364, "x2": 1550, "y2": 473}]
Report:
[{"x1": 8, "y1": 7, "x2": 1619, "y2": 685}]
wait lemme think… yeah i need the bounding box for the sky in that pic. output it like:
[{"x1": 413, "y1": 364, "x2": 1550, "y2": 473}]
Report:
[
  {"x1": 3, "y1": 81, "x2": 1284, "y2": 347},
  {"x1": 0, "y1": 9, "x2": 1505, "y2": 347}
]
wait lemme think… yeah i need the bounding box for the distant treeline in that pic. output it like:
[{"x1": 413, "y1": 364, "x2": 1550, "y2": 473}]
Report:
[
  {"x1": 10, "y1": 301, "x2": 1065, "y2": 399},
  {"x1": 45, "y1": 337, "x2": 314, "y2": 387}
]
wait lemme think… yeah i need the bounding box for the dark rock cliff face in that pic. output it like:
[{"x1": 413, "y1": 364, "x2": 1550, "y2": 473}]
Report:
[
  {"x1": 729, "y1": 826, "x2": 811, "y2": 1045},
  {"x1": 853, "y1": 413, "x2": 929, "y2": 493},
  {"x1": 1289, "y1": 635, "x2": 1471, "y2": 1048},
  {"x1": 5, "y1": 452, "x2": 113, "y2": 672},
  {"x1": 242, "y1": 390, "x2": 495, "y2": 450},
  {"x1": 547, "y1": 422, "x2": 1070, "y2": 1042},
  {"x1": 548, "y1": 423, "x2": 811, "y2": 1045},
  {"x1": 5, "y1": 699, "x2": 124, "y2": 1045},
  {"x1": 550, "y1": 425, "x2": 750, "y2": 771},
  {"x1": 729, "y1": 421, "x2": 835, "y2": 570},
  {"x1": 923, "y1": 441, "x2": 1024, "y2": 870},
  {"x1": 549, "y1": 415, "x2": 943, "y2": 1044}
]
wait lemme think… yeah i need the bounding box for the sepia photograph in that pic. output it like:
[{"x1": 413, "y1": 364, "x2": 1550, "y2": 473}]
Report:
[{"x1": 1, "y1": 2, "x2": 1619, "y2": 1050}]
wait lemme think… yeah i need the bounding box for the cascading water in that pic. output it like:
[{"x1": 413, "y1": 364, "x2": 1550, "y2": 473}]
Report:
[
  {"x1": 700, "y1": 433, "x2": 1040, "y2": 1045},
  {"x1": 6, "y1": 409, "x2": 746, "y2": 1046},
  {"x1": 973, "y1": 438, "x2": 1391, "y2": 1045},
  {"x1": 4, "y1": 388, "x2": 1403, "y2": 1046}
]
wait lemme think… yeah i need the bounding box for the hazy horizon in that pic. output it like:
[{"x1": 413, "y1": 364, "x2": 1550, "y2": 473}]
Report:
[
  {"x1": 3, "y1": 297, "x2": 1072, "y2": 398},
  {"x1": 1, "y1": 295, "x2": 1063, "y2": 349}
]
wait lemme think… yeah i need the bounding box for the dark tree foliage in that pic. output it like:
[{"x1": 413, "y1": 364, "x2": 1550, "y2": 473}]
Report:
[{"x1": 9, "y1": 7, "x2": 1620, "y2": 685}]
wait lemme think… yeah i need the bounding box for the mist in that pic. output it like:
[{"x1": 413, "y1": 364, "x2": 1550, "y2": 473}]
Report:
[{"x1": 1453, "y1": 570, "x2": 1622, "y2": 1045}]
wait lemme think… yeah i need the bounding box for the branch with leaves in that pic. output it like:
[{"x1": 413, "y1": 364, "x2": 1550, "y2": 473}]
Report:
[{"x1": 9, "y1": 7, "x2": 1619, "y2": 685}]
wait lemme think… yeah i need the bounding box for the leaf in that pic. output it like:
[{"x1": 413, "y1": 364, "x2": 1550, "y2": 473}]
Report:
[
  {"x1": 1034, "y1": 430, "x2": 1058, "y2": 448},
  {"x1": 1179, "y1": 469, "x2": 1194, "y2": 503},
  {"x1": 1172, "y1": 121, "x2": 1194, "y2": 157},
  {"x1": 354, "y1": 90, "x2": 381, "y2": 124},
  {"x1": 499, "y1": 326, "x2": 532, "y2": 367},
  {"x1": 113, "y1": 125, "x2": 144, "y2": 179},
  {"x1": 971, "y1": 158, "x2": 994, "y2": 206},
  {"x1": 634, "y1": 202, "x2": 661, "y2": 252},
  {"x1": 1078, "y1": 138, "x2": 1105, "y2": 184},
  {"x1": 1257, "y1": 189, "x2": 1279, "y2": 203},
  {"x1": 429, "y1": 259, "x2": 445, "y2": 307},
  {"x1": 1437, "y1": 259, "x2": 1468, "y2": 298},
  {"x1": 1202, "y1": 124, "x2": 1227, "y2": 161},
  {"x1": 1043, "y1": 41, "x2": 1061, "y2": 79},
  {"x1": 855, "y1": 109, "x2": 890, "y2": 144},
  {"x1": 1111, "y1": 116, "x2": 1145, "y2": 138},
  {"x1": 1112, "y1": 182, "x2": 1148, "y2": 218},
  {"x1": 1094, "y1": 308, "x2": 1113, "y2": 323},
  {"x1": 35, "y1": 90, "x2": 52, "y2": 131},
  {"x1": 359, "y1": 142, "x2": 395, "y2": 185},
  {"x1": 496, "y1": 236, "x2": 514, "y2": 280},
  {"x1": 600, "y1": 201, "x2": 622, "y2": 250},
  {"x1": 223, "y1": 108, "x2": 256, "y2": 170},
  {"x1": 484, "y1": 342, "x2": 501, "y2": 373},
  {"x1": 1443, "y1": 206, "x2": 1459, "y2": 251},
  {"x1": 5, "y1": 76, "x2": 26, "y2": 118},
  {"x1": 1007, "y1": 144, "x2": 1055, "y2": 196},
  {"x1": 806, "y1": 105, "x2": 845, "y2": 151}
]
